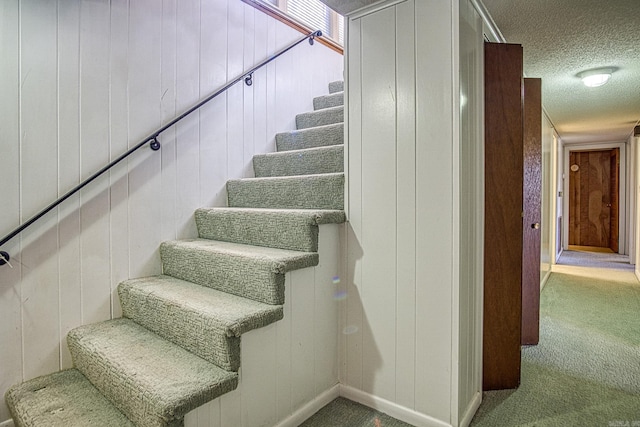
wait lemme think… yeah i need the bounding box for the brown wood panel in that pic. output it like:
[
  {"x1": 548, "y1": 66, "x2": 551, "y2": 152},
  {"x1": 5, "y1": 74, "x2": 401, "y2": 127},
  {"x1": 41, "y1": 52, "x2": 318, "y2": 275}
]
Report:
[
  {"x1": 522, "y1": 78, "x2": 541, "y2": 346},
  {"x1": 610, "y1": 148, "x2": 619, "y2": 252},
  {"x1": 483, "y1": 42, "x2": 523, "y2": 391},
  {"x1": 568, "y1": 150, "x2": 616, "y2": 248}
]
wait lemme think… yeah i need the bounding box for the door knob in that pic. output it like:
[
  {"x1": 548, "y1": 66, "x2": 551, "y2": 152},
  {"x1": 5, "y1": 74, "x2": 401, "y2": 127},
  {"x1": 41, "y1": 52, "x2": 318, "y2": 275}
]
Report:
[{"x1": 531, "y1": 223, "x2": 540, "y2": 229}]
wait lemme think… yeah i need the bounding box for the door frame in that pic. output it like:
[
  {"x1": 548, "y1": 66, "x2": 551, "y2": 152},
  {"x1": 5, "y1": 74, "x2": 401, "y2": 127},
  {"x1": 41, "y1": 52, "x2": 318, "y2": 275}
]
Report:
[{"x1": 562, "y1": 142, "x2": 626, "y2": 253}]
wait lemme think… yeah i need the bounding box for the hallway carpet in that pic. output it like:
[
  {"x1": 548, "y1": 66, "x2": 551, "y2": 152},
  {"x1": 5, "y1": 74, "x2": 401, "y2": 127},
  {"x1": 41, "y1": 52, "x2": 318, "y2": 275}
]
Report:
[
  {"x1": 471, "y1": 261, "x2": 640, "y2": 426},
  {"x1": 557, "y1": 248, "x2": 634, "y2": 271},
  {"x1": 300, "y1": 398, "x2": 413, "y2": 427}
]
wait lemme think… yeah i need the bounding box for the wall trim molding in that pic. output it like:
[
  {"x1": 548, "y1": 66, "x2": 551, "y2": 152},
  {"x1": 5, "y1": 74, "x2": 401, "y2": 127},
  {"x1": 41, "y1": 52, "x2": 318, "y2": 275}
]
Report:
[
  {"x1": 540, "y1": 268, "x2": 553, "y2": 292},
  {"x1": 273, "y1": 384, "x2": 340, "y2": 427},
  {"x1": 0, "y1": 419, "x2": 14, "y2": 427},
  {"x1": 339, "y1": 385, "x2": 453, "y2": 427},
  {"x1": 458, "y1": 391, "x2": 482, "y2": 427},
  {"x1": 347, "y1": 0, "x2": 408, "y2": 20},
  {"x1": 470, "y1": 0, "x2": 505, "y2": 43}
]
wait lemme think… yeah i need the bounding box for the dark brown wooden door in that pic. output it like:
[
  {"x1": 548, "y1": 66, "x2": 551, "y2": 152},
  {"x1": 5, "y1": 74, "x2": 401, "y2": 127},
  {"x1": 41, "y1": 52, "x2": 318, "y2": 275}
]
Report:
[
  {"x1": 483, "y1": 42, "x2": 523, "y2": 391},
  {"x1": 522, "y1": 78, "x2": 542, "y2": 346},
  {"x1": 568, "y1": 149, "x2": 619, "y2": 250}
]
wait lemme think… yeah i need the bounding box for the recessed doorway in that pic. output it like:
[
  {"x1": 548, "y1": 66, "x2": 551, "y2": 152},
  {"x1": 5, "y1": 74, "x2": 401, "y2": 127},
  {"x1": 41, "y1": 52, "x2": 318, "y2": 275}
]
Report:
[{"x1": 567, "y1": 148, "x2": 620, "y2": 253}]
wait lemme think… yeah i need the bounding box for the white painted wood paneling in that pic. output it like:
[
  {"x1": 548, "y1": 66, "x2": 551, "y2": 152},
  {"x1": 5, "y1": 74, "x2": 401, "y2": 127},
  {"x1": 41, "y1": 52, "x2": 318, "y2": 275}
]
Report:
[
  {"x1": 20, "y1": 0, "x2": 61, "y2": 382},
  {"x1": 458, "y1": 0, "x2": 484, "y2": 425},
  {"x1": 344, "y1": 0, "x2": 483, "y2": 425},
  {"x1": 0, "y1": 1, "x2": 343, "y2": 424},
  {"x1": 57, "y1": 0, "x2": 82, "y2": 369},
  {"x1": 109, "y1": 0, "x2": 132, "y2": 320},
  {"x1": 79, "y1": 0, "x2": 112, "y2": 327},
  {"x1": 345, "y1": 16, "x2": 364, "y2": 392},
  {"x1": 0, "y1": 1, "x2": 22, "y2": 423},
  {"x1": 414, "y1": 0, "x2": 455, "y2": 419},
  {"x1": 394, "y1": 0, "x2": 417, "y2": 410},
  {"x1": 540, "y1": 114, "x2": 555, "y2": 283},
  {"x1": 360, "y1": 6, "x2": 398, "y2": 401}
]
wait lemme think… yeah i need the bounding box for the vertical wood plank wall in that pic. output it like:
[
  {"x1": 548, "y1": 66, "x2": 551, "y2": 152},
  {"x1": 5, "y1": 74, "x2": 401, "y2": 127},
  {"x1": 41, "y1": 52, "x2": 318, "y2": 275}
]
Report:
[
  {"x1": 0, "y1": 1, "x2": 343, "y2": 425},
  {"x1": 345, "y1": 1, "x2": 484, "y2": 425}
]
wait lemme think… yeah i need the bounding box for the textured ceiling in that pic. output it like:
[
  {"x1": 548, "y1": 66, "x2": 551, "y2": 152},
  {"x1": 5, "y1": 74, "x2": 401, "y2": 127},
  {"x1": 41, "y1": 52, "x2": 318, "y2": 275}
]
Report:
[
  {"x1": 480, "y1": 0, "x2": 640, "y2": 144},
  {"x1": 319, "y1": 0, "x2": 380, "y2": 16}
]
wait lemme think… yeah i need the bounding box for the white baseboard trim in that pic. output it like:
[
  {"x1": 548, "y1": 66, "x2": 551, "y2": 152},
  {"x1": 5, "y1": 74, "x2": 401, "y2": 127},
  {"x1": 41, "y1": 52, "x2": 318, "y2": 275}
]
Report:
[
  {"x1": 458, "y1": 391, "x2": 482, "y2": 427},
  {"x1": 339, "y1": 385, "x2": 452, "y2": 427},
  {"x1": 273, "y1": 384, "x2": 340, "y2": 427},
  {"x1": 540, "y1": 268, "x2": 552, "y2": 291},
  {"x1": 0, "y1": 419, "x2": 15, "y2": 427},
  {"x1": 635, "y1": 269, "x2": 640, "y2": 283}
]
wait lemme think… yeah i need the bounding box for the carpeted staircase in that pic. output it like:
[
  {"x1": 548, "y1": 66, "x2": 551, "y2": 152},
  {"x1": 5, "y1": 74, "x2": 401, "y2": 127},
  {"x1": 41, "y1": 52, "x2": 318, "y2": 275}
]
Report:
[{"x1": 5, "y1": 81, "x2": 345, "y2": 427}]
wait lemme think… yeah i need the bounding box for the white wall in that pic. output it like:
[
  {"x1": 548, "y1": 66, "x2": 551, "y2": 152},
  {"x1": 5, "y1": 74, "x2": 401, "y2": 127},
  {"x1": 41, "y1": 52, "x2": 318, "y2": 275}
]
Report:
[
  {"x1": 556, "y1": 132, "x2": 564, "y2": 259},
  {"x1": 0, "y1": 0, "x2": 343, "y2": 424},
  {"x1": 457, "y1": 1, "x2": 484, "y2": 425},
  {"x1": 540, "y1": 113, "x2": 556, "y2": 285},
  {"x1": 343, "y1": 1, "x2": 483, "y2": 425},
  {"x1": 627, "y1": 133, "x2": 637, "y2": 264}
]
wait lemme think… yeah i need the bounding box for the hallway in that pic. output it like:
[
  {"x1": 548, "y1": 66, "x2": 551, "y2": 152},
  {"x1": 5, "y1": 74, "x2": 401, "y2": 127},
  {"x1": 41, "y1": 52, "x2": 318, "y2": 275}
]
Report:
[{"x1": 471, "y1": 250, "x2": 640, "y2": 426}]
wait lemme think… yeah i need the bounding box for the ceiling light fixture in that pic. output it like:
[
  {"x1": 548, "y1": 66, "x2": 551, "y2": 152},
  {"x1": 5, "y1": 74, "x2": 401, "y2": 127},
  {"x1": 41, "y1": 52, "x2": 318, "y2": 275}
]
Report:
[{"x1": 577, "y1": 67, "x2": 615, "y2": 88}]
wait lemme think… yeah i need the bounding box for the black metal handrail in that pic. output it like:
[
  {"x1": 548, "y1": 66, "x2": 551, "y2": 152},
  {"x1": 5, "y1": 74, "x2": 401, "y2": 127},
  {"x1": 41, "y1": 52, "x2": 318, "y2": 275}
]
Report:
[{"x1": 0, "y1": 30, "x2": 323, "y2": 266}]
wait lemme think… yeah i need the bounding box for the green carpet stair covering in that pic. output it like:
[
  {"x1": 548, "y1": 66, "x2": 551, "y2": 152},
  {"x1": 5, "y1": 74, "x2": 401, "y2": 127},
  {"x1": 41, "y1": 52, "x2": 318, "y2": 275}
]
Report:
[{"x1": 5, "y1": 81, "x2": 345, "y2": 426}]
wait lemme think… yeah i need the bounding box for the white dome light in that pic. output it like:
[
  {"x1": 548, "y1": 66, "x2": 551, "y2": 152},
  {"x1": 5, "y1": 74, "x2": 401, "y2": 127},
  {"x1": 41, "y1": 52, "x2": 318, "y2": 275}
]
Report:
[{"x1": 577, "y1": 68, "x2": 614, "y2": 87}]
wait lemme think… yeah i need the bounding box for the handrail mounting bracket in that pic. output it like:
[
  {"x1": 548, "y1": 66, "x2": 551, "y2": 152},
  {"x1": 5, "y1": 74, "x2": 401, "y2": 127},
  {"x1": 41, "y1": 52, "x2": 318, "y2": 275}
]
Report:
[
  {"x1": 0, "y1": 251, "x2": 10, "y2": 266},
  {"x1": 150, "y1": 137, "x2": 161, "y2": 151}
]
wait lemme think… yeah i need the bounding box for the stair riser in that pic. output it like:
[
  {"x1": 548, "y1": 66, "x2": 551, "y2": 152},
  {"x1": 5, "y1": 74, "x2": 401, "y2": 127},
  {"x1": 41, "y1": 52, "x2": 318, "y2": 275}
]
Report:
[
  {"x1": 276, "y1": 123, "x2": 343, "y2": 152},
  {"x1": 160, "y1": 242, "x2": 318, "y2": 305},
  {"x1": 328, "y1": 81, "x2": 344, "y2": 93},
  {"x1": 313, "y1": 92, "x2": 344, "y2": 110},
  {"x1": 296, "y1": 106, "x2": 343, "y2": 130},
  {"x1": 227, "y1": 174, "x2": 344, "y2": 210},
  {"x1": 119, "y1": 284, "x2": 241, "y2": 371},
  {"x1": 253, "y1": 145, "x2": 343, "y2": 177},
  {"x1": 196, "y1": 209, "x2": 320, "y2": 252}
]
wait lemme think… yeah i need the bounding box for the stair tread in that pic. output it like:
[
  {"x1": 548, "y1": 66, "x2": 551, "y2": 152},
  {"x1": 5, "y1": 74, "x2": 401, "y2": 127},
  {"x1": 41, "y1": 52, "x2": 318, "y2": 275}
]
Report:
[
  {"x1": 196, "y1": 207, "x2": 346, "y2": 225},
  {"x1": 328, "y1": 81, "x2": 344, "y2": 93},
  {"x1": 195, "y1": 207, "x2": 345, "y2": 252},
  {"x1": 120, "y1": 275, "x2": 283, "y2": 338},
  {"x1": 162, "y1": 238, "x2": 318, "y2": 272},
  {"x1": 68, "y1": 318, "x2": 238, "y2": 427},
  {"x1": 276, "y1": 122, "x2": 343, "y2": 152},
  {"x1": 6, "y1": 369, "x2": 135, "y2": 427},
  {"x1": 228, "y1": 172, "x2": 344, "y2": 184},
  {"x1": 255, "y1": 144, "x2": 343, "y2": 159},
  {"x1": 161, "y1": 238, "x2": 319, "y2": 304},
  {"x1": 253, "y1": 145, "x2": 344, "y2": 177},
  {"x1": 227, "y1": 173, "x2": 345, "y2": 210},
  {"x1": 313, "y1": 91, "x2": 344, "y2": 110},
  {"x1": 296, "y1": 105, "x2": 343, "y2": 129}
]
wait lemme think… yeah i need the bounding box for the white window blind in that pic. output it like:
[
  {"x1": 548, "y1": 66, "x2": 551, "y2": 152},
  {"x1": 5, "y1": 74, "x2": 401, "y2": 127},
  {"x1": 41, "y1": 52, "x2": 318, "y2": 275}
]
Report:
[{"x1": 266, "y1": 0, "x2": 343, "y2": 45}]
